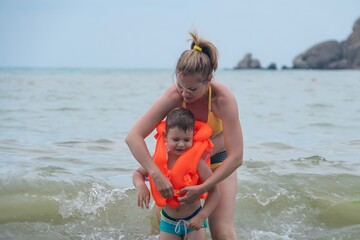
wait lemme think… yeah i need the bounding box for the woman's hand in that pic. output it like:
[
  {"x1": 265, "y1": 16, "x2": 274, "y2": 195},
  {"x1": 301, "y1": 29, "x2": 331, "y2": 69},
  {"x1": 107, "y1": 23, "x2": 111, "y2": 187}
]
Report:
[
  {"x1": 151, "y1": 171, "x2": 174, "y2": 199},
  {"x1": 187, "y1": 214, "x2": 205, "y2": 231},
  {"x1": 177, "y1": 185, "x2": 203, "y2": 204}
]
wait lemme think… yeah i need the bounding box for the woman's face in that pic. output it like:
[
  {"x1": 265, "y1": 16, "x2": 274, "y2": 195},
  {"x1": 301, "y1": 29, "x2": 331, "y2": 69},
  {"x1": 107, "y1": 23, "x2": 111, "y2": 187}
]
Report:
[{"x1": 175, "y1": 73, "x2": 209, "y2": 103}]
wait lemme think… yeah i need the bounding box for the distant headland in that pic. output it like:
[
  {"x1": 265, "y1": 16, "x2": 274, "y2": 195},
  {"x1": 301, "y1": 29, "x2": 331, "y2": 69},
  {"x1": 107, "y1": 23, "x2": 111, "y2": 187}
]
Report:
[{"x1": 234, "y1": 17, "x2": 360, "y2": 70}]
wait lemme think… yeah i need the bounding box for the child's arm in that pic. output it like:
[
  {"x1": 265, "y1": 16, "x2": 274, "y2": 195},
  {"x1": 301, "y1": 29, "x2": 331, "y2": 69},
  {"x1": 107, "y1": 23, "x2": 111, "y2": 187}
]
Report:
[
  {"x1": 132, "y1": 166, "x2": 151, "y2": 209},
  {"x1": 187, "y1": 160, "x2": 220, "y2": 230}
]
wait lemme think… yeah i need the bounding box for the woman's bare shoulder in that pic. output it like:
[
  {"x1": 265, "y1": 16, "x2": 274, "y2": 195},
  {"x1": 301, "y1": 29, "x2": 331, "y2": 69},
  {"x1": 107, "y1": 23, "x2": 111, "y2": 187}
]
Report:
[
  {"x1": 211, "y1": 81, "x2": 234, "y2": 99},
  {"x1": 130, "y1": 85, "x2": 183, "y2": 135},
  {"x1": 211, "y1": 81, "x2": 237, "y2": 111},
  {"x1": 162, "y1": 84, "x2": 183, "y2": 101}
]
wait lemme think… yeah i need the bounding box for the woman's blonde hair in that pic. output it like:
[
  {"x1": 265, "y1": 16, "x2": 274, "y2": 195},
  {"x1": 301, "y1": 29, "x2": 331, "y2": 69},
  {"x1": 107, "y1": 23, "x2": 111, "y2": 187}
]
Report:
[{"x1": 175, "y1": 31, "x2": 219, "y2": 82}]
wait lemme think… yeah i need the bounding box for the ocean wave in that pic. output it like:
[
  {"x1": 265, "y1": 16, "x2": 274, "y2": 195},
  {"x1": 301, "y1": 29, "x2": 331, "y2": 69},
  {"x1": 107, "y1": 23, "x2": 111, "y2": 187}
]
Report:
[
  {"x1": 45, "y1": 107, "x2": 84, "y2": 112},
  {"x1": 259, "y1": 142, "x2": 295, "y2": 150},
  {"x1": 0, "y1": 175, "x2": 130, "y2": 224},
  {"x1": 55, "y1": 138, "x2": 116, "y2": 146},
  {"x1": 0, "y1": 172, "x2": 160, "y2": 239},
  {"x1": 1, "y1": 158, "x2": 359, "y2": 239},
  {"x1": 237, "y1": 158, "x2": 360, "y2": 239}
]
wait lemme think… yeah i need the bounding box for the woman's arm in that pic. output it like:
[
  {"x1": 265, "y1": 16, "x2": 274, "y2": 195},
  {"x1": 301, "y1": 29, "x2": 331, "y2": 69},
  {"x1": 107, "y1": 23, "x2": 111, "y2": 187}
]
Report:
[
  {"x1": 187, "y1": 160, "x2": 220, "y2": 230},
  {"x1": 179, "y1": 84, "x2": 243, "y2": 203},
  {"x1": 203, "y1": 89, "x2": 243, "y2": 188},
  {"x1": 125, "y1": 85, "x2": 182, "y2": 198}
]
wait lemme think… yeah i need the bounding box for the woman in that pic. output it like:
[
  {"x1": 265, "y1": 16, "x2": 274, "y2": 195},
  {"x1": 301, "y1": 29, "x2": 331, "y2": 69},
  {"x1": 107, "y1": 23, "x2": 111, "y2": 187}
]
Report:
[{"x1": 126, "y1": 31, "x2": 243, "y2": 239}]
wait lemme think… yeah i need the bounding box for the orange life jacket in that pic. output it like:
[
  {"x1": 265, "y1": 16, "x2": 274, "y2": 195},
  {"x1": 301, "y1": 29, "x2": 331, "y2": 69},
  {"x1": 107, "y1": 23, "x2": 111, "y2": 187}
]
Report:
[{"x1": 148, "y1": 120, "x2": 214, "y2": 208}]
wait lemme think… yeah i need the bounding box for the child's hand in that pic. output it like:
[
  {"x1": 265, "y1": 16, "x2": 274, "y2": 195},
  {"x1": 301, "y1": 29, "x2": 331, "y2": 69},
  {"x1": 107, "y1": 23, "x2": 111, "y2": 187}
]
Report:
[
  {"x1": 187, "y1": 214, "x2": 205, "y2": 231},
  {"x1": 136, "y1": 184, "x2": 150, "y2": 209}
]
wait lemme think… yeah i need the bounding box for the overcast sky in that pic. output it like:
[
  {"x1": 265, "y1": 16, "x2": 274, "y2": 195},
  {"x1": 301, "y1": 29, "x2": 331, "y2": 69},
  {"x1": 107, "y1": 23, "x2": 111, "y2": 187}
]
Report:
[{"x1": 0, "y1": 0, "x2": 359, "y2": 69}]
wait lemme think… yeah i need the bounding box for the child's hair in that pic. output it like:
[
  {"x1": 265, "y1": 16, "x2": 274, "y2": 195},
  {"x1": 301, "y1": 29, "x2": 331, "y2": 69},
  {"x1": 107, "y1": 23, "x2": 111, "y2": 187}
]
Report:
[
  {"x1": 166, "y1": 107, "x2": 195, "y2": 133},
  {"x1": 176, "y1": 31, "x2": 219, "y2": 82}
]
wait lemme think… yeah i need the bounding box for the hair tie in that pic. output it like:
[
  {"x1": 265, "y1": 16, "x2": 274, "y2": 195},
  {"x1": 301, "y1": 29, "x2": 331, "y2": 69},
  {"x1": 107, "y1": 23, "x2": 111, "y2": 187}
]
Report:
[{"x1": 193, "y1": 45, "x2": 202, "y2": 52}]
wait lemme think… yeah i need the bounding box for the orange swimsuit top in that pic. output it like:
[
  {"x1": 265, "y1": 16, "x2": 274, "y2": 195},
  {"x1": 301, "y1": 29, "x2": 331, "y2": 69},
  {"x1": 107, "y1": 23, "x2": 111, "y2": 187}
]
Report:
[
  {"x1": 182, "y1": 85, "x2": 223, "y2": 137},
  {"x1": 148, "y1": 121, "x2": 214, "y2": 208}
]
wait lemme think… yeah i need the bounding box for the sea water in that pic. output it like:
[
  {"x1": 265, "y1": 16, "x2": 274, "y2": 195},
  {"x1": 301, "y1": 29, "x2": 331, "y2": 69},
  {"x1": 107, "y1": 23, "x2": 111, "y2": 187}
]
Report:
[{"x1": 0, "y1": 68, "x2": 359, "y2": 239}]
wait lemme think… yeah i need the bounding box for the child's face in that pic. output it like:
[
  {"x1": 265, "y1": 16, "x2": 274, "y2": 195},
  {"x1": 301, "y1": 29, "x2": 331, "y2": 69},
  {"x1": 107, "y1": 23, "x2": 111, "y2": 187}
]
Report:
[{"x1": 165, "y1": 127, "x2": 193, "y2": 156}]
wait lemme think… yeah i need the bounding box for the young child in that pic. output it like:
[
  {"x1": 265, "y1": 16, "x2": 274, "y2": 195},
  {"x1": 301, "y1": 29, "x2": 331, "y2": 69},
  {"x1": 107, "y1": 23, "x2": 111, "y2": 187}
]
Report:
[{"x1": 132, "y1": 107, "x2": 220, "y2": 240}]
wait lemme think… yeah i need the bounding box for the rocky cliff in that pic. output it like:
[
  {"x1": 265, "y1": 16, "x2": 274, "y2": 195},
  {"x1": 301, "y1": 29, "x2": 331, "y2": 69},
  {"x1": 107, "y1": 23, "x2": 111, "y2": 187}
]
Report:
[
  {"x1": 234, "y1": 53, "x2": 277, "y2": 70},
  {"x1": 234, "y1": 17, "x2": 360, "y2": 70},
  {"x1": 293, "y1": 17, "x2": 360, "y2": 69}
]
